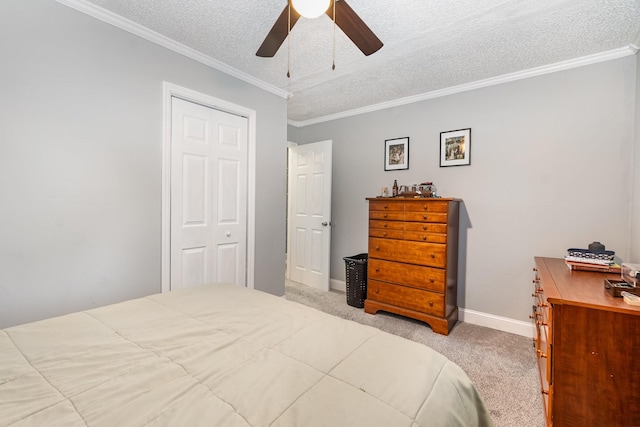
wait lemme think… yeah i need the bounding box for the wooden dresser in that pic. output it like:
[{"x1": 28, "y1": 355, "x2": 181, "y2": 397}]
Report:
[
  {"x1": 532, "y1": 257, "x2": 640, "y2": 426},
  {"x1": 365, "y1": 197, "x2": 460, "y2": 335}
]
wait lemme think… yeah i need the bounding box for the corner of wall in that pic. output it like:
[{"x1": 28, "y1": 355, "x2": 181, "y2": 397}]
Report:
[{"x1": 630, "y1": 52, "x2": 640, "y2": 262}]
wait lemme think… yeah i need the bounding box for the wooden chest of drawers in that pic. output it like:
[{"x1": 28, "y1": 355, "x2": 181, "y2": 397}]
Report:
[
  {"x1": 532, "y1": 257, "x2": 640, "y2": 426},
  {"x1": 365, "y1": 198, "x2": 460, "y2": 335}
]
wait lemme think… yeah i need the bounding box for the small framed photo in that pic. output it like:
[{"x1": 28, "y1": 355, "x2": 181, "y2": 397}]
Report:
[
  {"x1": 440, "y1": 128, "x2": 471, "y2": 167},
  {"x1": 384, "y1": 137, "x2": 409, "y2": 171}
]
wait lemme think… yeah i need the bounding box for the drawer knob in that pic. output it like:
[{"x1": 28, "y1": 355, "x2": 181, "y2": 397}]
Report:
[
  {"x1": 383, "y1": 223, "x2": 388, "y2": 228},
  {"x1": 375, "y1": 289, "x2": 379, "y2": 294},
  {"x1": 383, "y1": 232, "x2": 387, "y2": 237},
  {"x1": 429, "y1": 277, "x2": 435, "y2": 283},
  {"x1": 383, "y1": 213, "x2": 388, "y2": 218},
  {"x1": 428, "y1": 301, "x2": 434, "y2": 307},
  {"x1": 375, "y1": 268, "x2": 380, "y2": 272},
  {"x1": 375, "y1": 246, "x2": 380, "y2": 251},
  {"x1": 422, "y1": 236, "x2": 427, "y2": 241},
  {"x1": 430, "y1": 254, "x2": 435, "y2": 258},
  {"x1": 423, "y1": 205, "x2": 428, "y2": 211},
  {"x1": 422, "y1": 225, "x2": 427, "y2": 230},
  {"x1": 423, "y1": 215, "x2": 428, "y2": 220},
  {"x1": 383, "y1": 204, "x2": 388, "y2": 209}
]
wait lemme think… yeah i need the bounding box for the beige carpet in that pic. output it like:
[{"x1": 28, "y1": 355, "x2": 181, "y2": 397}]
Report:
[{"x1": 285, "y1": 280, "x2": 546, "y2": 427}]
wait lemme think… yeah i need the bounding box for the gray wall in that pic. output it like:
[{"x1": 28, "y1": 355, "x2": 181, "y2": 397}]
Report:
[
  {"x1": 0, "y1": 0, "x2": 287, "y2": 328},
  {"x1": 290, "y1": 56, "x2": 637, "y2": 322},
  {"x1": 632, "y1": 52, "x2": 640, "y2": 260}
]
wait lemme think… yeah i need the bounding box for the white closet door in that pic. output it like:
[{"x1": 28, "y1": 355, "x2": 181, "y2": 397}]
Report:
[{"x1": 170, "y1": 97, "x2": 248, "y2": 289}]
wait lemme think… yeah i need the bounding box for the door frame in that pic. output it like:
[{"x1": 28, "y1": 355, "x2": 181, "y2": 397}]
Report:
[
  {"x1": 161, "y1": 81, "x2": 257, "y2": 292},
  {"x1": 285, "y1": 141, "x2": 297, "y2": 281}
]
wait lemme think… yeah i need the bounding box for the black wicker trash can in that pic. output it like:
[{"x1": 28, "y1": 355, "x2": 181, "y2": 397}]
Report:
[{"x1": 343, "y1": 253, "x2": 368, "y2": 308}]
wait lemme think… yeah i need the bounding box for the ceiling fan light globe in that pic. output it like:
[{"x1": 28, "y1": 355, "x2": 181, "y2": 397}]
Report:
[{"x1": 291, "y1": 0, "x2": 331, "y2": 19}]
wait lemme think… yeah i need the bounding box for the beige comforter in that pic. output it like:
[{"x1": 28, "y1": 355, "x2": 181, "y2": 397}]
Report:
[{"x1": 0, "y1": 283, "x2": 493, "y2": 426}]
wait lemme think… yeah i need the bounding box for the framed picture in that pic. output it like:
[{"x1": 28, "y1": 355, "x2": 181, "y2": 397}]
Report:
[
  {"x1": 384, "y1": 137, "x2": 409, "y2": 171},
  {"x1": 440, "y1": 128, "x2": 471, "y2": 167}
]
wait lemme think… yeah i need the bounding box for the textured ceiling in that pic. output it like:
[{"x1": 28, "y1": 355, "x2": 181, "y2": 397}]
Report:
[{"x1": 68, "y1": 0, "x2": 640, "y2": 124}]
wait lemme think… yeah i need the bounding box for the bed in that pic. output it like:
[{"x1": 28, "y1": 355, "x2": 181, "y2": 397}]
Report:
[{"x1": 0, "y1": 283, "x2": 493, "y2": 427}]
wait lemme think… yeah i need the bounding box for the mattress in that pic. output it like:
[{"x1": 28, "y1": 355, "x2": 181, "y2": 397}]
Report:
[{"x1": 0, "y1": 283, "x2": 493, "y2": 426}]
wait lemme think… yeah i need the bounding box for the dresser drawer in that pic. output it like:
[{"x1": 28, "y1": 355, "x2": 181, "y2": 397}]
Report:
[
  {"x1": 404, "y1": 232, "x2": 447, "y2": 244},
  {"x1": 404, "y1": 212, "x2": 448, "y2": 223},
  {"x1": 369, "y1": 229, "x2": 404, "y2": 239},
  {"x1": 369, "y1": 237, "x2": 446, "y2": 268},
  {"x1": 367, "y1": 279, "x2": 445, "y2": 316},
  {"x1": 370, "y1": 210, "x2": 404, "y2": 221},
  {"x1": 536, "y1": 306, "x2": 552, "y2": 424},
  {"x1": 369, "y1": 201, "x2": 404, "y2": 211},
  {"x1": 404, "y1": 201, "x2": 449, "y2": 213},
  {"x1": 533, "y1": 301, "x2": 551, "y2": 379},
  {"x1": 532, "y1": 264, "x2": 552, "y2": 424},
  {"x1": 404, "y1": 222, "x2": 447, "y2": 234},
  {"x1": 368, "y1": 258, "x2": 445, "y2": 292},
  {"x1": 369, "y1": 220, "x2": 404, "y2": 231}
]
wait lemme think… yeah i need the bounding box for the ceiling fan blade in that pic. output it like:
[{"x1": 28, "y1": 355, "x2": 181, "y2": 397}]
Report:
[
  {"x1": 256, "y1": 3, "x2": 301, "y2": 57},
  {"x1": 328, "y1": 0, "x2": 383, "y2": 56}
]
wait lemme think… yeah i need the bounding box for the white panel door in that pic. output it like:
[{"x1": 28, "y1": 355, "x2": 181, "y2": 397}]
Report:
[
  {"x1": 287, "y1": 140, "x2": 332, "y2": 291},
  {"x1": 171, "y1": 97, "x2": 248, "y2": 289}
]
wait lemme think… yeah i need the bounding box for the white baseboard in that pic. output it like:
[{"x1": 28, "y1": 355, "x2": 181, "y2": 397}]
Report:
[
  {"x1": 330, "y1": 279, "x2": 346, "y2": 293},
  {"x1": 459, "y1": 308, "x2": 533, "y2": 338},
  {"x1": 331, "y1": 279, "x2": 533, "y2": 338}
]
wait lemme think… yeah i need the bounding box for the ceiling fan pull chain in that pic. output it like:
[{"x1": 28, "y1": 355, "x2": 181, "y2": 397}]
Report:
[
  {"x1": 332, "y1": 0, "x2": 336, "y2": 70},
  {"x1": 287, "y1": 2, "x2": 291, "y2": 78}
]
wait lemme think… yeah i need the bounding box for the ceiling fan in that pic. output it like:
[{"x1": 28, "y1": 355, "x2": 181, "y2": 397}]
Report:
[{"x1": 256, "y1": 0, "x2": 383, "y2": 58}]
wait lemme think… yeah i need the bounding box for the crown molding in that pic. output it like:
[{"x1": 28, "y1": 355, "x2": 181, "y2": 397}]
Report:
[
  {"x1": 288, "y1": 45, "x2": 637, "y2": 128},
  {"x1": 55, "y1": 0, "x2": 292, "y2": 100},
  {"x1": 51, "y1": 0, "x2": 637, "y2": 125}
]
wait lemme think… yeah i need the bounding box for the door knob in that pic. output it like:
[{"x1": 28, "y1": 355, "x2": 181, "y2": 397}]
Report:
[
  {"x1": 321, "y1": 221, "x2": 329, "y2": 226},
  {"x1": 225, "y1": 231, "x2": 231, "y2": 237}
]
